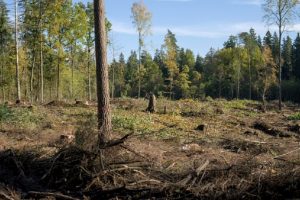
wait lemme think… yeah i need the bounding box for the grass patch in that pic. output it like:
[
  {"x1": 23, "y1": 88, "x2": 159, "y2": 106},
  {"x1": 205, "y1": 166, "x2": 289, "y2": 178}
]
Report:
[
  {"x1": 0, "y1": 105, "x2": 13, "y2": 120},
  {"x1": 288, "y1": 112, "x2": 300, "y2": 120},
  {"x1": 0, "y1": 105, "x2": 44, "y2": 129}
]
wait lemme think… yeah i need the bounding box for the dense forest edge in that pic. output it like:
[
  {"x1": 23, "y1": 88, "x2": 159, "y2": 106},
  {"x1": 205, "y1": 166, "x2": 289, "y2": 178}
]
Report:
[{"x1": 0, "y1": 0, "x2": 300, "y2": 104}]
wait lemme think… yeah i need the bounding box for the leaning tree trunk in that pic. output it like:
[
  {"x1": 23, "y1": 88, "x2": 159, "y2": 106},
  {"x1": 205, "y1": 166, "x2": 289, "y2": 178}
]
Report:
[{"x1": 94, "y1": 0, "x2": 112, "y2": 144}]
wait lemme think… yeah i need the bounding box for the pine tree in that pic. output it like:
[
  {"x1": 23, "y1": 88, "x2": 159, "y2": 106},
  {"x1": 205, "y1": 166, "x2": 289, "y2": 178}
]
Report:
[
  {"x1": 293, "y1": 33, "x2": 300, "y2": 79},
  {"x1": 125, "y1": 51, "x2": 139, "y2": 96},
  {"x1": 271, "y1": 32, "x2": 280, "y2": 64},
  {"x1": 263, "y1": 31, "x2": 272, "y2": 48},
  {"x1": 194, "y1": 55, "x2": 204, "y2": 73},
  {"x1": 153, "y1": 49, "x2": 167, "y2": 78},
  {"x1": 163, "y1": 30, "x2": 179, "y2": 99},
  {"x1": 282, "y1": 36, "x2": 293, "y2": 80},
  {"x1": 224, "y1": 35, "x2": 237, "y2": 49},
  {"x1": 94, "y1": 0, "x2": 112, "y2": 144},
  {"x1": 142, "y1": 51, "x2": 163, "y2": 94}
]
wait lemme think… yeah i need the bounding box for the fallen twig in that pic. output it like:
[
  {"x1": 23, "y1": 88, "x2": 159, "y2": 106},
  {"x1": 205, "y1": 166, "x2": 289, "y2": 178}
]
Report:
[
  {"x1": 99, "y1": 134, "x2": 133, "y2": 149},
  {"x1": 28, "y1": 191, "x2": 80, "y2": 200},
  {"x1": 0, "y1": 192, "x2": 15, "y2": 200},
  {"x1": 273, "y1": 147, "x2": 300, "y2": 159}
]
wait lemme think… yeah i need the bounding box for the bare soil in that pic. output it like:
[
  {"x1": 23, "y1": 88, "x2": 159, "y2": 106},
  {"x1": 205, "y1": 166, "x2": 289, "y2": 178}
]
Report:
[{"x1": 0, "y1": 99, "x2": 300, "y2": 199}]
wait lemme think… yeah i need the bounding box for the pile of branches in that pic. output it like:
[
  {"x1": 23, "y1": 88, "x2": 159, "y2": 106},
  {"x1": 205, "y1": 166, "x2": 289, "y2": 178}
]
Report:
[
  {"x1": 0, "y1": 144, "x2": 300, "y2": 199},
  {"x1": 0, "y1": 146, "x2": 196, "y2": 199}
]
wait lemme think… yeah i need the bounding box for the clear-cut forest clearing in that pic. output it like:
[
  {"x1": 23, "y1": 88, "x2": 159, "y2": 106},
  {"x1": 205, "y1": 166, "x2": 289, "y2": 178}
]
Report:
[
  {"x1": 2, "y1": 0, "x2": 300, "y2": 199},
  {"x1": 0, "y1": 98, "x2": 299, "y2": 199}
]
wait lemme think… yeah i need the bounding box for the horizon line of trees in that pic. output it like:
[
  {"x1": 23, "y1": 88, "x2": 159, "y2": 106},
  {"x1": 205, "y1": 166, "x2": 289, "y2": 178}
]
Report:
[
  {"x1": 110, "y1": 29, "x2": 300, "y2": 103},
  {"x1": 1, "y1": 0, "x2": 300, "y2": 104}
]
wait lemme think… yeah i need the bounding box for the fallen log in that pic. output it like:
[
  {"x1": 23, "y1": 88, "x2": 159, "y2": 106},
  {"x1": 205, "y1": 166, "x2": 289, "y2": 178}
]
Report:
[{"x1": 253, "y1": 121, "x2": 297, "y2": 138}]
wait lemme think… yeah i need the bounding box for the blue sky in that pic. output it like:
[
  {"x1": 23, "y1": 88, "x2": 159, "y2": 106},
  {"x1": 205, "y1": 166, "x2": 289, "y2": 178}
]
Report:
[
  {"x1": 90, "y1": 0, "x2": 300, "y2": 59},
  {"x1": 5, "y1": 0, "x2": 300, "y2": 60}
]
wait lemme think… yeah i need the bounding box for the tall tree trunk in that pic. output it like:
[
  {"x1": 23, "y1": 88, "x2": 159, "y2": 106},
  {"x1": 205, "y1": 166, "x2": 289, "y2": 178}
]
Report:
[
  {"x1": 218, "y1": 78, "x2": 222, "y2": 98},
  {"x1": 30, "y1": 54, "x2": 36, "y2": 103},
  {"x1": 71, "y1": 41, "x2": 76, "y2": 99},
  {"x1": 15, "y1": 0, "x2": 21, "y2": 101},
  {"x1": 50, "y1": 78, "x2": 52, "y2": 100},
  {"x1": 236, "y1": 46, "x2": 241, "y2": 100},
  {"x1": 262, "y1": 86, "x2": 267, "y2": 112},
  {"x1": 88, "y1": 47, "x2": 92, "y2": 101},
  {"x1": 138, "y1": 31, "x2": 141, "y2": 99},
  {"x1": 94, "y1": 0, "x2": 112, "y2": 143},
  {"x1": 279, "y1": 27, "x2": 282, "y2": 110},
  {"x1": 40, "y1": 37, "x2": 44, "y2": 103},
  {"x1": 1, "y1": 45, "x2": 4, "y2": 102},
  {"x1": 111, "y1": 64, "x2": 115, "y2": 99},
  {"x1": 56, "y1": 56, "x2": 60, "y2": 101},
  {"x1": 40, "y1": 1, "x2": 44, "y2": 103},
  {"x1": 248, "y1": 56, "x2": 252, "y2": 100}
]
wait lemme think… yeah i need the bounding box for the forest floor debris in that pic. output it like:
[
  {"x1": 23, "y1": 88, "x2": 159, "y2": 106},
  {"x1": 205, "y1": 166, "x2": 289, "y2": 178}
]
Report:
[{"x1": 0, "y1": 98, "x2": 300, "y2": 199}]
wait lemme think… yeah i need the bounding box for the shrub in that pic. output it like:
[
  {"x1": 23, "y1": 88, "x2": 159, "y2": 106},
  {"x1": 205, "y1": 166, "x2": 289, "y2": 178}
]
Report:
[{"x1": 288, "y1": 113, "x2": 300, "y2": 120}]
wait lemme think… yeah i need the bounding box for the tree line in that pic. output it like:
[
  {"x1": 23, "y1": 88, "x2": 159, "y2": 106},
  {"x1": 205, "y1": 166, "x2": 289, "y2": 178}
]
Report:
[
  {"x1": 110, "y1": 29, "x2": 300, "y2": 103},
  {"x1": 1, "y1": 0, "x2": 300, "y2": 104},
  {"x1": 0, "y1": 0, "x2": 111, "y2": 103}
]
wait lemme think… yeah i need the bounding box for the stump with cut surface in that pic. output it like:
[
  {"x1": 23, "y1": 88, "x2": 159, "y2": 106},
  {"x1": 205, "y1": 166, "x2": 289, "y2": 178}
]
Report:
[{"x1": 146, "y1": 93, "x2": 156, "y2": 113}]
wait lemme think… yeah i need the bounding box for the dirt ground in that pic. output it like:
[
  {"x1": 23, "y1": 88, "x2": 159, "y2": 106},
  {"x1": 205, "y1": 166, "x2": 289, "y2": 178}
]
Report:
[{"x1": 0, "y1": 98, "x2": 300, "y2": 199}]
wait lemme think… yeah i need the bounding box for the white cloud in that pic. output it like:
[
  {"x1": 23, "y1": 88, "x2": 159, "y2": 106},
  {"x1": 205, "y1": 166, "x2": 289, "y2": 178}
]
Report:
[
  {"x1": 229, "y1": 22, "x2": 274, "y2": 34},
  {"x1": 286, "y1": 24, "x2": 300, "y2": 32},
  {"x1": 232, "y1": 0, "x2": 262, "y2": 6},
  {"x1": 111, "y1": 20, "x2": 300, "y2": 39},
  {"x1": 156, "y1": 0, "x2": 193, "y2": 2},
  {"x1": 112, "y1": 22, "x2": 223, "y2": 38},
  {"x1": 111, "y1": 21, "x2": 136, "y2": 35}
]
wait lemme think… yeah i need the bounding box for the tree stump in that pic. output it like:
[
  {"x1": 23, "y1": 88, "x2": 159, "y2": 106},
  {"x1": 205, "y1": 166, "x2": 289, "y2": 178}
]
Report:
[
  {"x1": 163, "y1": 106, "x2": 167, "y2": 114},
  {"x1": 146, "y1": 93, "x2": 156, "y2": 113},
  {"x1": 196, "y1": 124, "x2": 206, "y2": 132}
]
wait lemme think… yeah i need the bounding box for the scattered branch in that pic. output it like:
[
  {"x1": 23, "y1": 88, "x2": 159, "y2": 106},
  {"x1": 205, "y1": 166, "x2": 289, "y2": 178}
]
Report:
[{"x1": 28, "y1": 191, "x2": 80, "y2": 200}]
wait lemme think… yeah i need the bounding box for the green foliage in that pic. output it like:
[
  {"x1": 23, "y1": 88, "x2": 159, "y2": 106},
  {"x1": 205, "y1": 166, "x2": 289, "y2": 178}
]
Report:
[
  {"x1": 0, "y1": 105, "x2": 45, "y2": 130},
  {"x1": 288, "y1": 113, "x2": 300, "y2": 120},
  {"x1": 2, "y1": 0, "x2": 300, "y2": 104},
  {"x1": 0, "y1": 105, "x2": 12, "y2": 121},
  {"x1": 112, "y1": 114, "x2": 136, "y2": 131}
]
